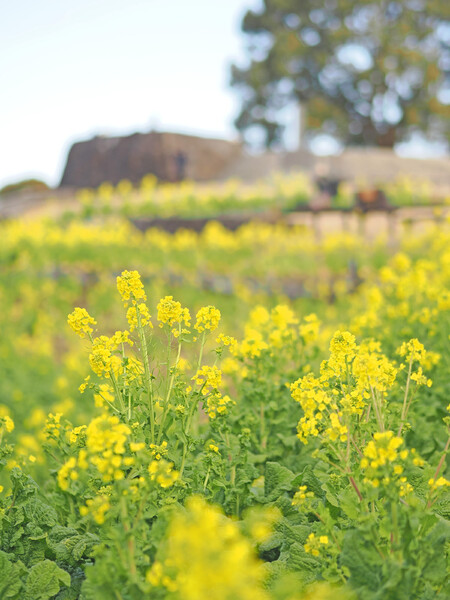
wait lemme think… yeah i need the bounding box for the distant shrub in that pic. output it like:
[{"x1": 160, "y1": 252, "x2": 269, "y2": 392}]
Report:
[{"x1": 0, "y1": 178, "x2": 50, "y2": 196}]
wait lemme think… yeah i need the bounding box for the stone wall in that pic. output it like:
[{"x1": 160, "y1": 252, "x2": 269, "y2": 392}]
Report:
[
  {"x1": 219, "y1": 147, "x2": 450, "y2": 196},
  {"x1": 60, "y1": 131, "x2": 241, "y2": 188}
]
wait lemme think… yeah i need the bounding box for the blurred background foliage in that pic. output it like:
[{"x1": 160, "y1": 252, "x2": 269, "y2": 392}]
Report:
[{"x1": 231, "y1": 0, "x2": 450, "y2": 149}]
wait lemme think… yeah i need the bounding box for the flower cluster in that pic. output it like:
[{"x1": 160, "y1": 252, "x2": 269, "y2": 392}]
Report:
[
  {"x1": 299, "y1": 313, "x2": 321, "y2": 344},
  {"x1": 326, "y1": 330, "x2": 357, "y2": 377},
  {"x1": 0, "y1": 414, "x2": 14, "y2": 433},
  {"x1": 126, "y1": 303, "x2": 152, "y2": 331},
  {"x1": 397, "y1": 338, "x2": 428, "y2": 364},
  {"x1": 194, "y1": 305, "x2": 221, "y2": 333},
  {"x1": 79, "y1": 495, "x2": 111, "y2": 524},
  {"x1": 304, "y1": 533, "x2": 329, "y2": 557},
  {"x1": 352, "y1": 346, "x2": 397, "y2": 394},
  {"x1": 149, "y1": 440, "x2": 168, "y2": 460},
  {"x1": 67, "y1": 307, "x2": 96, "y2": 338},
  {"x1": 360, "y1": 431, "x2": 412, "y2": 495},
  {"x1": 43, "y1": 413, "x2": 63, "y2": 441},
  {"x1": 192, "y1": 365, "x2": 222, "y2": 395},
  {"x1": 116, "y1": 270, "x2": 147, "y2": 307},
  {"x1": 290, "y1": 373, "x2": 344, "y2": 444},
  {"x1": 270, "y1": 304, "x2": 298, "y2": 331},
  {"x1": 205, "y1": 393, "x2": 234, "y2": 419},
  {"x1": 216, "y1": 333, "x2": 237, "y2": 350},
  {"x1": 157, "y1": 295, "x2": 191, "y2": 329},
  {"x1": 85, "y1": 414, "x2": 132, "y2": 482},
  {"x1": 146, "y1": 496, "x2": 269, "y2": 600},
  {"x1": 292, "y1": 485, "x2": 315, "y2": 507},
  {"x1": 57, "y1": 456, "x2": 78, "y2": 490},
  {"x1": 89, "y1": 336, "x2": 113, "y2": 377},
  {"x1": 148, "y1": 459, "x2": 179, "y2": 488}
]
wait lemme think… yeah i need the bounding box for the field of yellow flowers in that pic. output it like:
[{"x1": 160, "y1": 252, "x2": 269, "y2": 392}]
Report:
[
  {"x1": 70, "y1": 172, "x2": 443, "y2": 220},
  {"x1": 0, "y1": 202, "x2": 449, "y2": 599}
]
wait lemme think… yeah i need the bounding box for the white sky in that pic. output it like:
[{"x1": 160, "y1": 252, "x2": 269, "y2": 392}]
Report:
[{"x1": 0, "y1": 0, "x2": 261, "y2": 187}]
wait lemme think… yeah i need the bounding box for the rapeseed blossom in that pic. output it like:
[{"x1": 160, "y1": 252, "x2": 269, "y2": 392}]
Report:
[
  {"x1": 0, "y1": 414, "x2": 15, "y2": 433},
  {"x1": 194, "y1": 305, "x2": 221, "y2": 332},
  {"x1": 79, "y1": 495, "x2": 111, "y2": 524},
  {"x1": 147, "y1": 496, "x2": 269, "y2": 600},
  {"x1": 304, "y1": 533, "x2": 329, "y2": 556},
  {"x1": 205, "y1": 393, "x2": 234, "y2": 419},
  {"x1": 148, "y1": 459, "x2": 179, "y2": 488},
  {"x1": 292, "y1": 485, "x2": 315, "y2": 507},
  {"x1": 397, "y1": 338, "x2": 427, "y2": 364},
  {"x1": 157, "y1": 295, "x2": 190, "y2": 328},
  {"x1": 116, "y1": 270, "x2": 147, "y2": 307},
  {"x1": 270, "y1": 304, "x2": 298, "y2": 331},
  {"x1": 126, "y1": 303, "x2": 152, "y2": 331},
  {"x1": 299, "y1": 313, "x2": 321, "y2": 344},
  {"x1": 192, "y1": 365, "x2": 222, "y2": 395},
  {"x1": 67, "y1": 307, "x2": 96, "y2": 338},
  {"x1": 149, "y1": 440, "x2": 168, "y2": 460},
  {"x1": 57, "y1": 457, "x2": 78, "y2": 490},
  {"x1": 89, "y1": 336, "x2": 113, "y2": 378},
  {"x1": 360, "y1": 431, "x2": 412, "y2": 494}
]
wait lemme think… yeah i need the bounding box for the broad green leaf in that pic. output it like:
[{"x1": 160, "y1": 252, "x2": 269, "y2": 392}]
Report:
[{"x1": 24, "y1": 560, "x2": 70, "y2": 600}]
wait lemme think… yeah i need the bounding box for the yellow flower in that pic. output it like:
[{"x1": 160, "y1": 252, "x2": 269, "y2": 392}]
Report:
[
  {"x1": 68, "y1": 425, "x2": 87, "y2": 444},
  {"x1": 93, "y1": 384, "x2": 114, "y2": 408},
  {"x1": 148, "y1": 459, "x2": 179, "y2": 488},
  {"x1": 192, "y1": 365, "x2": 222, "y2": 394},
  {"x1": 148, "y1": 496, "x2": 269, "y2": 599},
  {"x1": 116, "y1": 270, "x2": 147, "y2": 307},
  {"x1": 1, "y1": 415, "x2": 14, "y2": 433},
  {"x1": 67, "y1": 307, "x2": 96, "y2": 338},
  {"x1": 328, "y1": 330, "x2": 357, "y2": 374},
  {"x1": 397, "y1": 338, "x2": 427, "y2": 364},
  {"x1": 126, "y1": 304, "x2": 152, "y2": 332},
  {"x1": 194, "y1": 305, "x2": 221, "y2": 333},
  {"x1": 428, "y1": 477, "x2": 450, "y2": 491},
  {"x1": 216, "y1": 334, "x2": 237, "y2": 349},
  {"x1": 149, "y1": 441, "x2": 168, "y2": 460},
  {"x1": 205, "y1": 393, "x2": 234, "y2": 419},
  {"x1": 270, "y1": 304, "x2": 298, "y2": 331},
  {"x1": 130, "y1": 442, "x2": 145, "y2": 452},
  {"x1": 57, "y1": 457, "x2": 78, "y2": 491},
  {"x1": 157, "y1": 296, "x2": 190, "y2": 327},
  {"x1": 304, "y1": 532, "x2": 329, "y2": 556},
  {"x1": 299, "y1": 313, "x2": 321, "y2": 344},
  {"x1": 292, "y1": 485, "x2": 314, "y2": 506},
  {"x1": 80, "y1": 495, "x2": 111, "y2": 524},
  {"x1": 89, "y1": 336, "x2": 113, "y2": 377}
]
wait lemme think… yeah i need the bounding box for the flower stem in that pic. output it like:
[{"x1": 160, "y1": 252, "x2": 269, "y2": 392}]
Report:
[{"x1": 136, "y1": 304, "x2": 155, "y2": 443}]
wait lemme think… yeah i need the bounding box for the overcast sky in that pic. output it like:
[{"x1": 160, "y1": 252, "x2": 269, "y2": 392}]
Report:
[{"x1": 0, "y1": 0, "x2": 263, "y2": 187}]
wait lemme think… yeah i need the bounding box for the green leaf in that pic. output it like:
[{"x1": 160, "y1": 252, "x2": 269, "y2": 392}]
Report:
[
  {"x1": 283, "y1": 542, "x2": 321, "y2": 585},
  {"x1": 341, "y1": 529, "x2": 383, "y2": 592},
  {"x1": 337, "y1": 487, "x2": 361, "y2": 520},
  {"x1": 24, "y1": 498, "x2": 58, "y2": 528},
  {"x1": 292, "y1": 465, "x2": 324, "y2": 497},
  {"x1": 24, "y1": 560, "x2": 71, "y2": 600},
  {"x1": 264, "y1": 461, "x2": 295, "y2": 501},
  {"x1": 0, "y1": 551, "x2": 23, "y2": 599}
]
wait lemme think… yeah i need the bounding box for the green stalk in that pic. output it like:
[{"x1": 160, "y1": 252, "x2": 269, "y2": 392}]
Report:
[
  {"x1": 426, "y1": 433, "x2": 450, "y2": 509},
  {"x1": 136, "y1": 303, "x2": 155, "y2": 443},
  {"x1": 398, "y1": 355, "x2": 413, "y2": 437},
  {"x1": 157, "y1": 324, "x2": 182, "y2": 443},
  {"x1": 203, "y1": 466, "x2": 211, "y2": 490},
  {"x1": 109, "y1": 369, "x2": 125, "y2": 413},
  {"x1": 391, "y1": 501, "x2": 399, "y2": 551}
]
